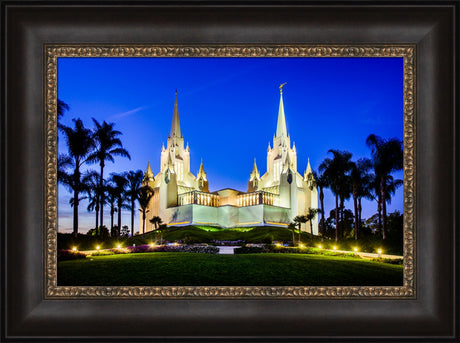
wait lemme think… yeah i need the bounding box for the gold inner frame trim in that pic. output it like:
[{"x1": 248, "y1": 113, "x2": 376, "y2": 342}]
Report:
[{"x1": 45, "y1": 45, "x2": 416, "y2": 299}]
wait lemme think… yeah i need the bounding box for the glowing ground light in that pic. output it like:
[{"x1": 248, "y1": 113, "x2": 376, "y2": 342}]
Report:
[
  {"x1": 150, "y1": 243, "x2": 155, "y2": 247},
  {"x1": 117, "y1": 245, "x2": 121, "y2": 249},
  {"x1": 378, "y1": 249, "x2": 382, "y2": 254},
  {"x1": 299, "y1": 244, "x2": 305, "y2": 248},
  {"x1": 333, "y1": 246, "x2": 337, "y2": 251},
  {"x1": 318, "y1": 244, "x2": 322, "y2": 249},
  {"x1": 96, "y1": 246, "x2": 100, "y2": 250},
  {"x1": 276, "y1": 243, "x2": 282, "y2": 247},
  {"x1": 72, "y1": 247, "x2": 77, "y2": 251},
  {"x1": 354, "y1": 247, "x2": 358, "y2": 252}
]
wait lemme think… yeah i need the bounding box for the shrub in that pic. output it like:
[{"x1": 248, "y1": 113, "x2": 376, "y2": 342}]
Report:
[
  {"x1": 89, "y1": 250, "x2": 114, "y2": 256},
  {"x1": 371, "y1": 258, "x2": 403, "y2": 265},
  {"x1": 234, "y1": 246, "x2": 268, "y2": 254},
  {"x1": 183, "y1": 246, "x2": 219, "y2": 254},
  {"x1": 57, "y1": 249, "x2": 87, "y2": 262}
]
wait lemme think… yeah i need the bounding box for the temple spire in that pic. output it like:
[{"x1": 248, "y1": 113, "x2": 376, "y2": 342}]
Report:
[
  {"x1": 276, "y1": 83, "x2": 288, "y2": 138},
  {"x1": 170, "y1": 89, "x2": 181, "y2": 138},
  {"x1": 250, "y1": 158, "x2": 261, "y2": 181},
  {"x1": 197, "y1": 158, "x2": 207, "y2": 181}
]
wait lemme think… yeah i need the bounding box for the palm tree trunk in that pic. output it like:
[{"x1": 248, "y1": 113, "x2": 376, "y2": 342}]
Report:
[
  {"x1": 377, "y1": 195, "x2": 382, "y2": 234},
  {"x1": 335, "y1": 194, "x2": 339, "y2": 242},
  {"x1": 130, "y1": 199, "x2": 135, "y2": 237},
  {"x1": 319, "y1": 188, "x2": 325, "y2": 242},
  {"x1": 298, "y1": 223, "x2": 301, "y2": 246},
  {"x1": 310, "y1": 220, "x2": 314, "y2": 243},
  {"x1": 95, "y1": 200, "x2": 99, "y2": 231},
  {"x1": 353, "y1": 188, "x2": 359, "y2": 240},
  {"x1": 110, "y1": 207, "x2": 114, "y2": 236},
  {"x1": 292, "y1": 227, "x2": 295, "y2": 246},
  {"x1": 73, "y1": 188, "x2": 78, "y2": 238},
  {"x1": 358, "y1": 198, "x2": 362, "y2": 229},
  {"x1": 381, "y1": 176, "x2": 387, "y2": 240},
  {"x1": 99, "y1": 163, "x2": 104, "y2": 229},
  {"x1": 142, "y1": 211, "x2": 146, "y2": 235},
  {"x1": 339, "y1": 197, "x2": 345, "y2": 239},
  {"x1": 117, "y1": 199, "x2": 122, "y2": 238}
]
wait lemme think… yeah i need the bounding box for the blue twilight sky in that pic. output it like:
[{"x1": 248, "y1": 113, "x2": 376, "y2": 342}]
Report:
[{"x1": 57, "y1": 57, "x2": 404, "y2": 234}]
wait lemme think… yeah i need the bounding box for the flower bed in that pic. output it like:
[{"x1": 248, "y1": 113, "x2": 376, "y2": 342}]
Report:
[
  {"x1": 126, "y1": 244, "x2": 219, "y2": 254},
  {"x1": 57, "y1": 249, "x2": 87, "y2": 261}
]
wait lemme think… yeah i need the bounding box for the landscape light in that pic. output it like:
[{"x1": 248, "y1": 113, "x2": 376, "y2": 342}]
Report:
[
  {"x1": 378, "y1": 249, "x2": 382, "y2": 255},
  {"x1": 299, "y1": 243, "x2": 305, "y2": 248},
  {"x1": 150, "y1": 243, "x2": 155, "y2": 247},
  {"x1": 117, "y1": 244, "x2": 121, "y2": 249},
  {"x1": 354, "y1": 247, "x2": 358, "y2": 252},
  {"x1": 318, "y1": 244, "x2": 322, "y2": 249},
  {"x1": 276, "y1": 243, "x2": 282, "y2": 247},
  {"x1": 333, "y1": 246, "x2": 337, "y2": 251},
  {"x1": 72, "y1": 247, "x2": 77, "y2": 252},
  {"x1": 96, "y1": 246, "x2": 100, "y2": 250}
]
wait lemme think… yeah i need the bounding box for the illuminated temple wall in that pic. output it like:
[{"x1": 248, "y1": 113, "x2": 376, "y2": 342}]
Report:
[{"x1": 139, "y1": 88, "x2": 319, "y2": 234}]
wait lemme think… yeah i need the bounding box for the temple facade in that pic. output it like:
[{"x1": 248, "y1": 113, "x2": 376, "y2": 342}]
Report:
[{"x1": 140, "y1": 86, "x2": 318, "y2": 234}]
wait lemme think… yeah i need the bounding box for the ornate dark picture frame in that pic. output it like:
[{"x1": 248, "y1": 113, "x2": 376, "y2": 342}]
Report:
[
  {"x1": 46, "y1": 45, "x2": 415, "y2": 299},
  {"x1": 2, "y1": 2, "x2": 456, "y2": 341}
]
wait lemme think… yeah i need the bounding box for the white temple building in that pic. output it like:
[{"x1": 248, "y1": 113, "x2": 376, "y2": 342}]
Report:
[{"x1": 140, "y1": 85, "x2": 318, "y2": 234}]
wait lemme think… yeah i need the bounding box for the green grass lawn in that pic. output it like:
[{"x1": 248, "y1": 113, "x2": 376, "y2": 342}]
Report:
[{"x1": 58, "y1": 252, "x2": 403, "y2": 286}]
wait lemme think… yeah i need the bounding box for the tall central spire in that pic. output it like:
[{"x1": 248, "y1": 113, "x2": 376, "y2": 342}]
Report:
[
  {"x1": 276, "y1": 83, "x2": 288, "y2": 138},
  {"x1": 170, "y1": 90, "x2": 181, "y2": 138}
]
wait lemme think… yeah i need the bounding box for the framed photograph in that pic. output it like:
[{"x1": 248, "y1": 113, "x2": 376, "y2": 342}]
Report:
[{"x1": 2, "y1": 1, "x2": 457, "y2": 341}]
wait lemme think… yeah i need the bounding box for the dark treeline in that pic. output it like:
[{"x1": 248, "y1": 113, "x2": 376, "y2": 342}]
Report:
[
  {"x1": 58, "y1": 100, "x2": 150, "y2": 238},
  {"x1": 294, "y1": 135, "x2": 403, "y2": 245}
]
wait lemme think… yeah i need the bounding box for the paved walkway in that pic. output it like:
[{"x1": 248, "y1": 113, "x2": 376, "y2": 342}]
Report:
[{"x1": 217, "y1": 246, "x2": 240, "y2": 255}]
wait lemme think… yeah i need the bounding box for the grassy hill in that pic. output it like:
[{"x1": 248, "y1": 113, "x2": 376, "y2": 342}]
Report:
[{"x1": 58, "y1": 225, "x2": 402, "y2": 255}]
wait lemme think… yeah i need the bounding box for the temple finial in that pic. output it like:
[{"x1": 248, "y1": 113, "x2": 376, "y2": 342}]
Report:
[{"x1": 279, "y1": 82, "x2": 287, "y2": 95}]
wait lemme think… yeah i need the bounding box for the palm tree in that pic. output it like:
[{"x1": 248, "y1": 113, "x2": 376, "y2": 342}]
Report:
[
  {"x1": 57, "y1": 99, "x2": 70, "y2": 119},
  {"x1": 82, "y1": 171, "x2": 102, "y2": 231},
  {"x1": 319, "y1": 150, "x2": 353, "y2": 241},
  {"x1": 58, "y1": 118, "x2": 94, "y2": 237},
  {"x1": 350, "y1": 158, "x2": 372, "y2": 240},
  {"x1": 149, "y1": 216, "x2": 163, "y2": 244},
  {"x1": 105, "y1": 183, "x2": 117, "y2": 236},
  {"x1": 308, "y1": 170, "x2": 328, "y2": 242},
  {"x1": 125, "y1": 170, "x2": 144, "y2": 237},
  {"x1": 288, "y1": 223, "x2": 296, "y2": 246},
  {"x1": 293, "y1": 215, "x2": 307, "y2": 245},
  {"x1": 87, "y1": 119, "x2": 131, "y2": 230},
  {"x1": 366, "y1": 134, "x2": 403, "y2": 239},
  {"x1": 138, "y1": 185, "x2": 153, "y2": 235},
  {"x1": 305, "y1": 208, "x2": 320, "y2": 243},
  {"x1": 111, "y1": 173, "x2": 129, "y2": 237}
]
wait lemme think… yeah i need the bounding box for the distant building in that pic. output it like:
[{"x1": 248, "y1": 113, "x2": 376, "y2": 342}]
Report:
[{"x1": 140, "y1": 86, "x2": 318, "y2": 233}]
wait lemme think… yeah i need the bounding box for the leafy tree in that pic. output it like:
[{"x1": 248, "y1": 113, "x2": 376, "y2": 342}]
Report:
[
  {"x1": 138, "y1": 186, "x2": 153, "y2": 235},
  {"x1": 120, "y1": 225, "x2": 130, "y2": 237},
  {"x1": 87, "y1": 119, "x2": 131, "y2": 230},
  {"x1": 366, "y1": 134, "x2": 403, "y2": 239},
  {"x1": 58, "y1": 118, "x2": 94, "y2": 237},
  {"x1": 125, "y1": 170, "x2": 144, "y2": 236}
]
